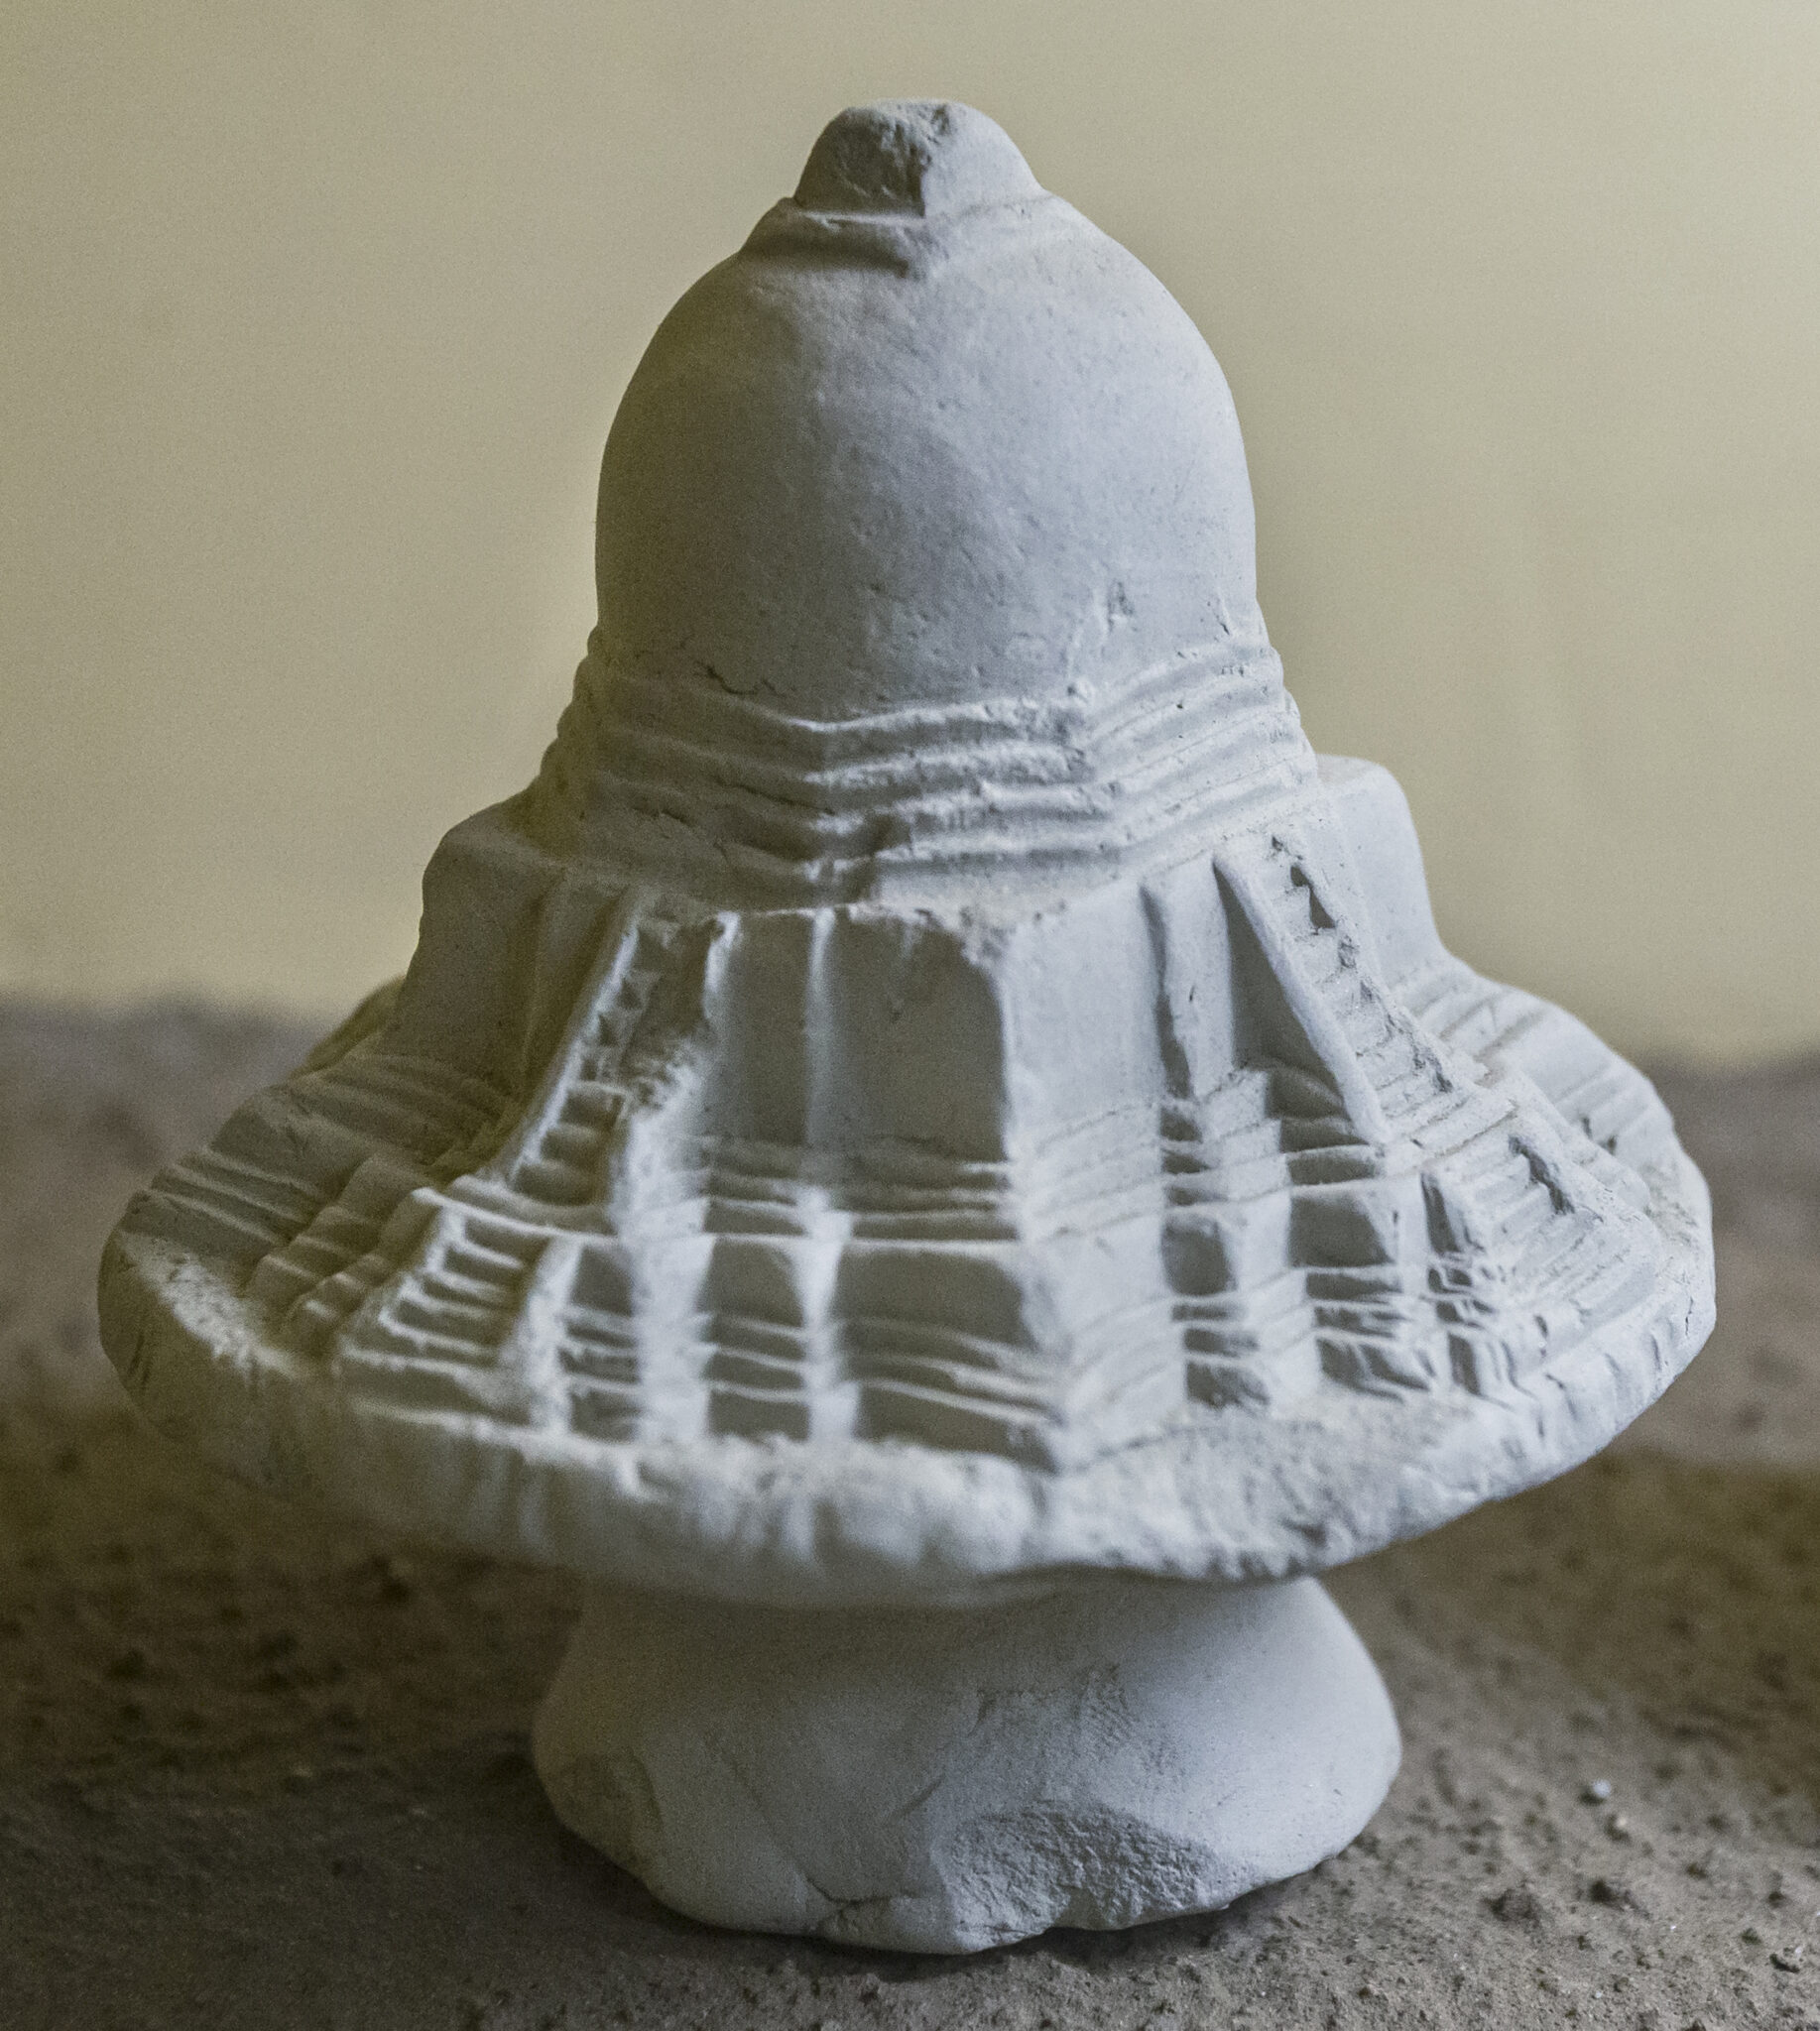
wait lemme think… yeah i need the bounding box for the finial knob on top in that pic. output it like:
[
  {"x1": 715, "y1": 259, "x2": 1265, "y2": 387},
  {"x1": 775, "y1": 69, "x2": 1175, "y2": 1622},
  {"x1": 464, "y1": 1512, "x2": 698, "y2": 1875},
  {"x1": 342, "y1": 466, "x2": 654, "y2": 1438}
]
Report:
[{"x1": 792, "y1": 99, "x2": 1040, "y2": 217}]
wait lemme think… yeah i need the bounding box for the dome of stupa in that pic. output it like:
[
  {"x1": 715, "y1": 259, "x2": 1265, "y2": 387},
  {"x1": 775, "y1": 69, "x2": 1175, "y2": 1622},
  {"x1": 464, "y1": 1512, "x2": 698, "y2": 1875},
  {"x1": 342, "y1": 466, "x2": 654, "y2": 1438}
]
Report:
[
  {"x1": 594, "y1": 100, "x2": 1266, "y2": 719},
  {"x1": 532, "y1": 101, "x2": 1291, "y2": 907}
]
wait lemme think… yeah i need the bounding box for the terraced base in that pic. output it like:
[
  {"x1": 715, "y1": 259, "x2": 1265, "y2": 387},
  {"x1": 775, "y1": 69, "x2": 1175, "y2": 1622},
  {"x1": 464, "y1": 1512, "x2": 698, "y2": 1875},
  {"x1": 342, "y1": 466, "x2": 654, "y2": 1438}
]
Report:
[
  {"x1": 530, "y1": 1574, "x2": 1401, "y2": 1953},
  {"x1": 98, "y1": 753, "x2": 1715, "y2": 1606}
]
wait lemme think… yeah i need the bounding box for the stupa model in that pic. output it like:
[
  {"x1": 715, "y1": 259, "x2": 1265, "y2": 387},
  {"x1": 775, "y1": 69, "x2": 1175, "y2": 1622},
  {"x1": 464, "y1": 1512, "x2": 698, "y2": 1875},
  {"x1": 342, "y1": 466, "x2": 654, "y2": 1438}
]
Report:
[{"x1": 100, "y1": 101, "x2": 1714, "y2": 1952}]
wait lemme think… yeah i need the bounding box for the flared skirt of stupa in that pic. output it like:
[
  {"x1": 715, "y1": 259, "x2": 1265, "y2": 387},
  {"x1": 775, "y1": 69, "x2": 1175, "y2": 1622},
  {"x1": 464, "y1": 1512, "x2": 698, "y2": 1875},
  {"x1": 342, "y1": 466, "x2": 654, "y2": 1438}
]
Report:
[{"x1": 101, "y1": 758, "x2": 1712, "y2": 1606}]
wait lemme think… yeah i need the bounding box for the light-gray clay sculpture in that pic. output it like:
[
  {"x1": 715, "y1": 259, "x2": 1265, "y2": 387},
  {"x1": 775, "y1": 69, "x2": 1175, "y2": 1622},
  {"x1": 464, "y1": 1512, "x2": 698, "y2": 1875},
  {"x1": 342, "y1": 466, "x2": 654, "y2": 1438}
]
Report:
[{"x1": 100, "y1": 102, "x2": 1716, "y2": 1952}]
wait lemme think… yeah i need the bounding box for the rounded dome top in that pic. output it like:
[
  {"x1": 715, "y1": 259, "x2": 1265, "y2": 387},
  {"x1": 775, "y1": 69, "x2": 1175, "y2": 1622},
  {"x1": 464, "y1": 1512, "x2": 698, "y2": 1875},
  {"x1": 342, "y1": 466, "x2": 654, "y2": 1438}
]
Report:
[
  {"x1": 790, "y1": 98, "x2": 1039, "y2": 217},
  {"x1": 593, "y1": 101, "x2": 1270, "y2": 720}
]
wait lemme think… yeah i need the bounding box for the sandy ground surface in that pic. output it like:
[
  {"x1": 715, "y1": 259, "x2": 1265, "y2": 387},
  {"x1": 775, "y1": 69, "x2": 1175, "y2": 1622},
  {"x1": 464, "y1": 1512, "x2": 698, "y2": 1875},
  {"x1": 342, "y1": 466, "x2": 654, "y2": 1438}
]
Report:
[{"x1": 3, "y1": 1002, "x2": 1819, "y2": 2031}]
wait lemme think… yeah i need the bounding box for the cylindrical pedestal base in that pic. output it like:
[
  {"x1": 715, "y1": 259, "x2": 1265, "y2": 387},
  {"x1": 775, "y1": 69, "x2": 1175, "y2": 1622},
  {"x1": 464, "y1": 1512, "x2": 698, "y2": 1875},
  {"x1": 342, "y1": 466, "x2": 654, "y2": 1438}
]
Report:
[{"x1": 532, "y1": 1575, "x2": 1399, "y2": 1954}]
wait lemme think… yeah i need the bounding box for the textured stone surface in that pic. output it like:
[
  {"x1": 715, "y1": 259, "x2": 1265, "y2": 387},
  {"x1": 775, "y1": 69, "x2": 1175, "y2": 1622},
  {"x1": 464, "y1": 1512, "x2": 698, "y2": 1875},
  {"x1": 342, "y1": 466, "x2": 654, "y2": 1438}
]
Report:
[
  {"x1": 533, "y1": 1576, "x2": 1399, "y2": 1952},
  {"x1": 97, "y1": 103, "x2": 1711, "y2": 1613},
  {"x1": 0, "y1": 1003, "x2": 1813, "y2": 2023}
]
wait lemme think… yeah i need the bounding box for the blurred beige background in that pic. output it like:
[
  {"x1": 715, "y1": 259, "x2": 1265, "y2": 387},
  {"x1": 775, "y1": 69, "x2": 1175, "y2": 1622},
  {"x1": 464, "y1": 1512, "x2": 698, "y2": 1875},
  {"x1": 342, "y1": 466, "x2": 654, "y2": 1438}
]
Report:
[{"x1": 3, "y1": 1, "x2": 1816, "y2": 1058}]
